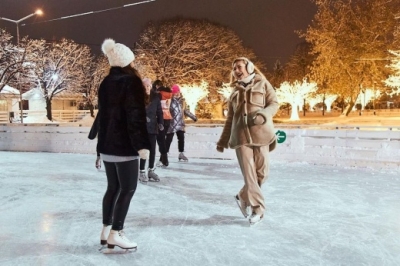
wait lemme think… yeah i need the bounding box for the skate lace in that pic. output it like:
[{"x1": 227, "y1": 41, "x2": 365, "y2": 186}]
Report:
[{"x1": 118, "y1": 230, "x2": 128, "y2": 240}]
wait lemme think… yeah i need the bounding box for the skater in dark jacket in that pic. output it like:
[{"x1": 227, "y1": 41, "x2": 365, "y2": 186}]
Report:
[
  {"x1": 166, "y1": 84, "x2": 197, "y2": 161},
  {"x1": 216, "y1": 57, "x2": 278, "y2": 226},
  {"x1": 138, "y1": 78, "x2": 164, "y2": 183},
  {"x1": 154, "y1": 80, "x2": 172, "y2": 167},
  {"x1": 97, "y1": 38, "x2": 150, "y2": 250}
]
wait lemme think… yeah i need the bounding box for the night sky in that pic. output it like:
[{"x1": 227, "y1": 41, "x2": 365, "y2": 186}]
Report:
[{"x1": 1, "y1": 0, "x2": 317, "y2": 69}]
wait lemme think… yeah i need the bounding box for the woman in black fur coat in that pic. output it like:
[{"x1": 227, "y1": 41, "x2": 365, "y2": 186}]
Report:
[{"x1": 96, "y1": 39, "x2": 150, "y2": 250}]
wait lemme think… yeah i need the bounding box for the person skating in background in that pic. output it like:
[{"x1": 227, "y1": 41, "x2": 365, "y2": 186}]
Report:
[
  {"x1": 153, "y1": 80, "x2": 172, "y2": 167},
  {"x1": 166, "y1": 84, "x2": 197, "y2": 162},
  {"x1": 216, "y1": 57, "x2": 279, "y2": 226},
  {"x1": 97, "y1": 39, "x2": 150, "y2": 249},
  {"x1": 139, "y1": 78, "x2": 164, "y2": 183}
]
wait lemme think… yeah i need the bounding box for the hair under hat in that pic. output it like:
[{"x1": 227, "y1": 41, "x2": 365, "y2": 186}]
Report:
[
  {"x1": 142, "y1": 77, "x2": 152, "y2": 87},
  {"x1": 171, "y1": 84, "x2": 180, "y2": 93},
  {"x1": 101, "y1": 38, "x2": 135, "y2": 67}
]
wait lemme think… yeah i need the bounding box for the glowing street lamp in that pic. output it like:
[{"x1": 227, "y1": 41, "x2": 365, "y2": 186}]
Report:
[{"x1": 0, "y1": 9, "x2": 43, "y2": 44}]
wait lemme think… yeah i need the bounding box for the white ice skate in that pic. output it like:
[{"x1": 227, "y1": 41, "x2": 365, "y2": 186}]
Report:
[
  {"x1": 139, "y1": 170, "x2": 148, "y2": 184},
  {"x1": 148, "y1": 168, "x2": 160, "y2": 182},
  {"x1": 179, "y1": 152, "x2": 188, "y2": 162},
  {"x1": 107, "y1": 230, "x2": 137, "y2": 250},
  {"x1": 100, "y1": 225, "x2": 111, "y2": 245},
  {"x1": 249, "y1": 213, "x2": 264, "y2": 226},
  {"x1": 234, "y1": 194, "x2": 250, "y2": 218}
]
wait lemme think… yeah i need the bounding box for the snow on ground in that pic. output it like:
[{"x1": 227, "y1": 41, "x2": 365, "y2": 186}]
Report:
[{"x1": 0, "y1": 151, "x2": 399, "y2": 266}]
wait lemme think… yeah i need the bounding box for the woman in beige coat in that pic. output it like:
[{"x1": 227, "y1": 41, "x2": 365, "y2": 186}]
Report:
[{"x1": 216, "y1": 57, "x2": 279, "y2": 225}]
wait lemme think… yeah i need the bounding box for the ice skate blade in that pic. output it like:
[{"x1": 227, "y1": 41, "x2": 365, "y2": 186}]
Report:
[
  {"x1": 234, "y1": 195, "x2": 249, "y2": 218},
  {"x1": 107, "y1": 244, "x2": 138, "y2": 250},
  {"x1": 101, "y1": 246, "x2": 137, "y2": 254},
  {"x1": 178, "y1": 159, "x2": 188, "y2": 162},
  {"x1": 139, "y1": 180, "x2": 148, "y2": 184}
]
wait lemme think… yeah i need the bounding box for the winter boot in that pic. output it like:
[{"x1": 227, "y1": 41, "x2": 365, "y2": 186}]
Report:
[
  {"x1": 100, "y1": 225, "x2": 111, "y2": 245},
  {"x1": 148, "y1": 168, "x2": 160, "y2": 182},
  {"x1": 249, "y1": 212, "x2": 264, "y2": 226},
  {"x1": 235, "y1": 194, "x2": 250, "y2": 218},
  {"x1": 160, "y1": 153, "x2": 169, "y2": 166},
  {"x1": 179, "y1": 152, "x2": 188, "y2": 162},
  {"x1": 139, "y1": 170, "x2": 148, "y2": 183},
  {"x1": 107, "y1": 230, "x2": 137, "y2": 249}
]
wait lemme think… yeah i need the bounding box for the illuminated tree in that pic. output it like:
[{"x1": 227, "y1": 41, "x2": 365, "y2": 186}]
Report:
[
  {"x1": 303, "y1": 0, "x2": 399, "y2": 116},
  {"x1": 179, "y1": 80, "x2": 209, "y2": 115},
  {"x1": 135, "y1": 18, "x2": 259, "y2": 103},
  {"x1": 276, "y1": 79, "x2": 318, "y2": 120},
  {"x1": 217, "y1": 83, "x2": 232, "y2": 101},
  {"x1": 307, "y1": 94, "x2": 324, "y2": 111},
  {"x1": 385, "y1": 50, "x2": 400, "y2": 95},
  {"x1": 324, "y1": 94, "x2": 338, "y2": 112},
  {"x1": 0, "y1": 30, "x2": 35, "y2": 93},
  {"x1": 357, "y1": 89, "x2": 381, "y2": 110},
  {"x1": 285, "y1": 42, "x2": 314, "y2": 83},
  {"x1": 29, "y1": 39, "x2": 92, "y2": 121},
  {"x1": 0, "y1": 29, "x2": 17, "y2": 92}
]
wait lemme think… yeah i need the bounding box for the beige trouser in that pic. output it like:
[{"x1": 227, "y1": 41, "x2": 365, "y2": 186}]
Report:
[{"x1": 235, "y1": 145, "x2": 270, "y2": 215}]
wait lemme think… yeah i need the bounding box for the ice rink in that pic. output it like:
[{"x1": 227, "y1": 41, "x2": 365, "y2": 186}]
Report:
[{"x1": 0, "y1": 151, "x2": 399, "y2": 266}]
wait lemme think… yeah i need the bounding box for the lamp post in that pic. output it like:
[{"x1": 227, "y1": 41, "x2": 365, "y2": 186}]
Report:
[
  {"x1": 0, "y1": 9, "x2": 43, "y2": 123},
  {"x1": 0, "y1": 9, "x2": 43, "y2": 44}
]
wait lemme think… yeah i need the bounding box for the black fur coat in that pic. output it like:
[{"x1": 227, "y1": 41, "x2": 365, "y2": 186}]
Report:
[{"x1": 96, "y1": 67, "x2": 150, "y2": 156}]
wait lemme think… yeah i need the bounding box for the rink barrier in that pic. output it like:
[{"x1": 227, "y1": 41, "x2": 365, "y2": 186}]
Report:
[{"x1": 0, "y1": 124, "x2": 399, "y2": 170}]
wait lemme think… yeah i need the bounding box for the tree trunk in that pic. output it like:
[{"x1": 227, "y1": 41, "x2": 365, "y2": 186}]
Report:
[
  {"x1": 290, "y1": 102, "x2": 300, "y2": 120},
  {"x1": 341, "y1": 101, "x2": 355, "y2": 117},
  {"x1": 46, "y1": 98, "x2": 53, "y2": 121}
]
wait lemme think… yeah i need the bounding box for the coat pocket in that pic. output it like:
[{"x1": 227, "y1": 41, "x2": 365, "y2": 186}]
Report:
[{"x1": 249, "y1": 87, "x2": 265, "y2": 107}]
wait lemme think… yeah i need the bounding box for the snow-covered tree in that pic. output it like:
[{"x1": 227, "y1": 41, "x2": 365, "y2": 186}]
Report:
[
  {"x1": 29, "y1": 38, "x2": 92, "y2": 121},
  {"x1": 307, "y1": 94, "x2": 324, "y2": 111},
  {"x1": 82, "y1": 55, "x2": 109, "y2": 117},
  {"x1": 217, "y1": 83, "x2": 232, "y2": 101},
  {"x1": 358, "y1": 89, "x2": 381, "y2": 110},
  {"x1": 303, "y1": 0, "x2": 399, "y2": 116},
  {"x1": 135, "y1": 18, "x2": 259, "y2": 103},
  {"x1": 276, "y1": 79, "x2": 318, "y2": 120},
  {"x1": 385, "y1": 50, "x2": 400, "y2": 95},
  {"x1": 179, "y1": 80, "x2": 209, "y2": 115},
  {"x1": 0, "y1": 29, "x2": 18, "y2": 92},
  {"x1": 324, "y1": 94, "x2": 338, "y2": 112}
]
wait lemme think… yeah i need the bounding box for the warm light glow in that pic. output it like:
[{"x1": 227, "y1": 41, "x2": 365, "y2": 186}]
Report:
[
  {"x1": 276, "y1": 79, "x2": 318, "y2": 120},
  {"x1": 179, "y1": 81, "x2": 209, "y2": 115},
  {"x1": 35, "y1": 9, "x2": 43, "y2": 16}
]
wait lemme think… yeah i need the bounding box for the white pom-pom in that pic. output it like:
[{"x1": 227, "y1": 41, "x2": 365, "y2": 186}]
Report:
[{"x1": 101, "y1": 38, "x2": 115, "y2": 55}]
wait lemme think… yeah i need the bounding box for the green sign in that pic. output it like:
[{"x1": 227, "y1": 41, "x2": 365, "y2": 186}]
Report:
[{"x1": 276, "y1": 130, "x2": 286, "y2": 143}]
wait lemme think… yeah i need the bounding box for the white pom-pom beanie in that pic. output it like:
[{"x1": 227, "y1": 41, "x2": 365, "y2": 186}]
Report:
[{"x1": 101, "y1": 38, "x2": 135, "y2": 67}]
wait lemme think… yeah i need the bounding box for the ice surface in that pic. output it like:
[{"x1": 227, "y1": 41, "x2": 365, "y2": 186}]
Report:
[{"x1": 0, "y1": 151, "x2": 399, "y2": 266}]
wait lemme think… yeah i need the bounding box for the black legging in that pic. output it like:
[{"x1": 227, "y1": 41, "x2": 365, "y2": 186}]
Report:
[
  {"x1": 140, "y1": 134, "x2": 157, "y2": 170},
  {"x1": 166, "y1": 130, "x2": 185, "y2": 153},
  {"x1": 102, "y1": 160, "x2": 139, "y2": 231},
  {"x1": 156, "y1": 119, "x2": 170, "y2": 154}
]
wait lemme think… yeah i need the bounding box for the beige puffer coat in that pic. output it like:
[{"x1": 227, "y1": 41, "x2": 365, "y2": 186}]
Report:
[{"x1": 217, "y1": 74, "x2": 279, "y2": 151}]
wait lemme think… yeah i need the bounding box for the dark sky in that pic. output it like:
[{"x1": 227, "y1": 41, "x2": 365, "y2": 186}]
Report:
[{"x1": 1, "y1": 0, "x2": 317, "y2": 69}]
